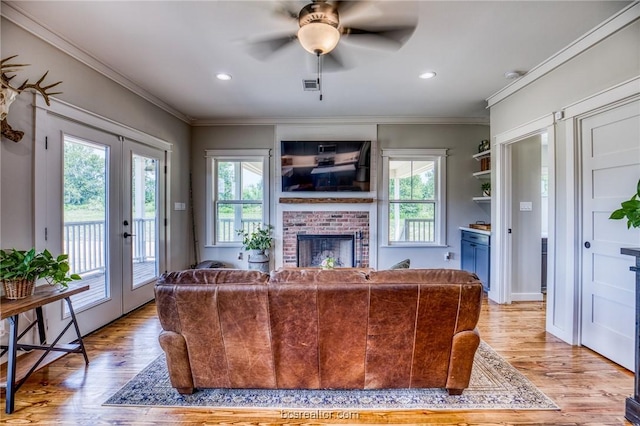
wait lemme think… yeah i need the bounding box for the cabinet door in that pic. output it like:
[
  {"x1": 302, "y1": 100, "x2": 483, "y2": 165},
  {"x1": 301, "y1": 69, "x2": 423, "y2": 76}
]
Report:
[
  {"x1": 461, "y1": 239, "x2": 476, "y2": 274},
  {"x1": 475, "y1": 244, "x2": 490, "y2": 291}
]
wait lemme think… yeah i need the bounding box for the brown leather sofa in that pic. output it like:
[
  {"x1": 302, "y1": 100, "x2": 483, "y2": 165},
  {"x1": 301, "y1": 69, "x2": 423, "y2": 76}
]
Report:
[{"x1": 155, "y1": 268, "x2": 483, "y2": 395}]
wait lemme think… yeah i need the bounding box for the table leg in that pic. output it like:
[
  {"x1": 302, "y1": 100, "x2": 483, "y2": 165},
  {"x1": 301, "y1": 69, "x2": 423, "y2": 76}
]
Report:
[
  {"x1": 5, "y1": 314, "x2": 19, "y2": 414},
  {"x1": 35, "y1": 307, "x2": 46, "y2": 344},
  {"x1": 64, "y1": 297, "x2": 89, "y2": 365}
]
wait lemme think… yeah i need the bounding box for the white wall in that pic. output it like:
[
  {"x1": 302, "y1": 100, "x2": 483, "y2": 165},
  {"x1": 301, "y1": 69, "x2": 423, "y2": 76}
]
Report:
[
  {"x1": 489, "y1": 16, "x2": 640, "y2": 342},
  {"x1": 191, "y1": 125, "x2": 276, "y2": 268},
  {"x1": 0, "y1": 18, "x2": 192, "y2": 270},
  {"x1": 190, "y1": 123, "x2": 490, "y2": 269},
  {"x1": 377, "y1": 124, "x2": 490, "y2": 269}
]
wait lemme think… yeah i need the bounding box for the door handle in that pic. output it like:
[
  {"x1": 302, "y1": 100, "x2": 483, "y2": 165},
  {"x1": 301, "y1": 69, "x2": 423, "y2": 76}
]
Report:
[
  {"x1": 123, "y1": 232, "x2": 136, "y2": 238},
  {"x1": 584, "y1": 241, "x2": 591, "y2": 249}
]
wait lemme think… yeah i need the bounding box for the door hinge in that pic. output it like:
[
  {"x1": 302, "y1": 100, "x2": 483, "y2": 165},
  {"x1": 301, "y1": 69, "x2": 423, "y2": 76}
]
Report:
[
  {"x1": 44, "y1": 227, "x2": 48, "y2": 241},
  {"x1": 45, "y1": 136, "x2": 48, "y2": 149},
  {"x1": 164, "y1": 165, "x2": 167, "y2": 174},
  {"x1": 164, "y1": 218, "x2": 168, "y2": 226}
]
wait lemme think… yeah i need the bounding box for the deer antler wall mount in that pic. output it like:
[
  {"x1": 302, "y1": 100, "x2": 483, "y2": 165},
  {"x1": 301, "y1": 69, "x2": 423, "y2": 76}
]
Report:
[{"x1": 1, "y1": 55, "x2": 62, "y2": 143}]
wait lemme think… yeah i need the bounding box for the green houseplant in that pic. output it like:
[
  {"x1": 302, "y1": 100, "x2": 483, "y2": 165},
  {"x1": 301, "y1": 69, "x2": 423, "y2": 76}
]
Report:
[
  {"x1": 610, "y1": 178, "x2": 640, "y2": 229},
  {"x1": 236, "y1": 224, "x2": 274, "y2": 251},
  {"x1": 236, "y1": 225, "x2": 274, "y2": 273},
  {"x1": 0, "y1": 248, "x2": 81, "y2": 299},
  {"x1": 481, "y1": 182, "x2": 491, "y2": 197}
]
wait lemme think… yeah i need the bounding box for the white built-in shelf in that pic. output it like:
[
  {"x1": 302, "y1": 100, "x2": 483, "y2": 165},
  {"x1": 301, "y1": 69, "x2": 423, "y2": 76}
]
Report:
[
  {"x1": 473, "y1": 196, "x2": 491, "y2": 203},
  {"x1": 473, "y1": 170, "x2": 491, "y2": 179},
  {"x1": 472, "y1": 150, "x2": 491, "y2": 160}
]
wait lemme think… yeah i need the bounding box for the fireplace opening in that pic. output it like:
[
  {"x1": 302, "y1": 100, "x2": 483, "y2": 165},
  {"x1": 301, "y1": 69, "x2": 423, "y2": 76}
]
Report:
[{"x1": 297, "y1": 234, "x2": 356, "y2": 268}]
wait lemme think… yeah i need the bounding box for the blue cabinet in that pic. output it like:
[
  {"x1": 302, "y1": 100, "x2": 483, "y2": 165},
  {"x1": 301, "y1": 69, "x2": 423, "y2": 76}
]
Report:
[{"x1": 461, "y1": 230, "x2": 490, "y2": 292}]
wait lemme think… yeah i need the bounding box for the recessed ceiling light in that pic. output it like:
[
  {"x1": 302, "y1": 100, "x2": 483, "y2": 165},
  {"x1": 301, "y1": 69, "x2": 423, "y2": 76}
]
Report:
[
  {"x1": 216, "y1": 73, "x2": 232, "y2": 81},
  {"x1": 419, "y1": 71, "x2": 437, "y2": 79},
  {"x1": 504, "y1": 71, "x2": 523, "y2": 80}
]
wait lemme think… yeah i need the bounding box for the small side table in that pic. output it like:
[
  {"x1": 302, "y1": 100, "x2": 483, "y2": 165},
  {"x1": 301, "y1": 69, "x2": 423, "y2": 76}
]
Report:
[{"x1": 0, "y1": 282, "x2": 90, "y2": 414}]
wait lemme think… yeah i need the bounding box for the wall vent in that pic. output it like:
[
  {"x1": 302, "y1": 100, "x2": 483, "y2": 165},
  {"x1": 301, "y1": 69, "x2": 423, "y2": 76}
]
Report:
[{"x1": 302, "y1": 79, "x2": 320, "y2": 91}]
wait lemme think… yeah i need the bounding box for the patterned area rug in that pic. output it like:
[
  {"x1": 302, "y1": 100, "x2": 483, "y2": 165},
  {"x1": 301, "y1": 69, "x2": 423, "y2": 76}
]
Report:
[{"x1": 104, "y1": 342, "x2": 558, "y2": 410}]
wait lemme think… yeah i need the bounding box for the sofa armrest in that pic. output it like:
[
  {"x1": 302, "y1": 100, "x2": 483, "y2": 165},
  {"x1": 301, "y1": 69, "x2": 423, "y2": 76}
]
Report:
[
  {"x1": 159, "y1": 330, "x2": 195, "y2": 394},
  {"x1": 445, "y1": 329, "x2": 480, "y2": 395}
]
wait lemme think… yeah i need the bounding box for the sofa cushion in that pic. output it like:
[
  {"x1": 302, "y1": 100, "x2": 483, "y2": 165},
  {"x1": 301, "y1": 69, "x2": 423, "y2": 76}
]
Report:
[
  {"x1": 158, "y1": 269, "x2": 269, "y2": 285},
  {"x1": 369, "y1": 268, "x2": 479, "y2": 284},
  {"x1": 269, "y1": 268, "x2": 369, "y2": 284}
]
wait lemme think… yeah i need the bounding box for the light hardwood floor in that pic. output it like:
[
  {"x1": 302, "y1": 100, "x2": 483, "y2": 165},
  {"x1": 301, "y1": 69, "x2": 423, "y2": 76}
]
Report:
[{"x1": 0, "y1": 296, "x2": 633, "y2": 425}]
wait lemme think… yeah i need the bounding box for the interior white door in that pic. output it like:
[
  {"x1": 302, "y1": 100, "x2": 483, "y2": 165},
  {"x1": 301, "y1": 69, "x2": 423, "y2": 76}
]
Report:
[
  {"x1": 121, "y1": 140, "x2": 165, "y2": 313},
  {"x1": 580, "y1": 98, "x2": 640, "y2": 371}
]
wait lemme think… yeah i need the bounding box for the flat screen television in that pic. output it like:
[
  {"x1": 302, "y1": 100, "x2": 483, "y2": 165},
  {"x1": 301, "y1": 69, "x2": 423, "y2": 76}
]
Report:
[{"x1": 280, "y1": 141, "x2": 371, "y2": 192}]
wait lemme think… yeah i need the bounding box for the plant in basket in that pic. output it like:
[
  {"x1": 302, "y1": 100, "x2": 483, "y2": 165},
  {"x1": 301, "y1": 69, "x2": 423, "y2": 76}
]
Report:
[{"x1": 0, "y1": 248, "x2": 81, "y2": 299}]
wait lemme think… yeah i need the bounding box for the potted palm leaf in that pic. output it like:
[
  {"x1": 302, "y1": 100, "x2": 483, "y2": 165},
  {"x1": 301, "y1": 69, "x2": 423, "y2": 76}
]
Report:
[{"x1": 0, "y1": 248, "x2": 81, "y2": 299}]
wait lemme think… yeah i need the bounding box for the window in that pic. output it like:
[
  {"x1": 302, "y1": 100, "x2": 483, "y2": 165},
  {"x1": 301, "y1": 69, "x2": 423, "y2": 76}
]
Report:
[
  {"x1": 382, "y1": 149, "x2": 447, "y2": 246},
  {"x1": 205, "y1": 149, "x2": 270, "y2": 245}
]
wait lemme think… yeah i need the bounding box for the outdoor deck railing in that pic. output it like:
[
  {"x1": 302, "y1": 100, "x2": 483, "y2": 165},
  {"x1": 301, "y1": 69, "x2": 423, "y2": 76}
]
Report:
[
  {"x1": 399, "y1": 218, "x2": 435, "y2": 242},
  {"x1": 218, "y1": 218, "x2": 262, "y2": 242},
  {"x1": 64, "y1": 218, "x2": 156, "y2": 276}
]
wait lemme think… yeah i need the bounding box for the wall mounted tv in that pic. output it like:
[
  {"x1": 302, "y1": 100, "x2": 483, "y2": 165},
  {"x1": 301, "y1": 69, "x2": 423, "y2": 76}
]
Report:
[{"x1": 281, "y1": 141, "x2": 371, "y2": 192}]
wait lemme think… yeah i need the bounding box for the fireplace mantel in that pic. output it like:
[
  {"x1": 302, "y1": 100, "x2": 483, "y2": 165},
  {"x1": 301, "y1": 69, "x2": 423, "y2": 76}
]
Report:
[{"x1": 279, "y1": 197, "x2": 375, "y2": 204}]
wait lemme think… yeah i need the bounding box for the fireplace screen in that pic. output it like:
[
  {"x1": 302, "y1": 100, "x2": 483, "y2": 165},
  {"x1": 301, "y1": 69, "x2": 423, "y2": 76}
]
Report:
[{"x1": 297, "y1": 234, "x2": 355, "y2": 268}]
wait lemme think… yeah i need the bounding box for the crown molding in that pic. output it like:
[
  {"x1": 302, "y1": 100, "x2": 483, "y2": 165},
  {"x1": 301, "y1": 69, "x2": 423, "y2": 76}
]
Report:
[
  {"x1": 1, "y1": 1, "x2": 192, "y2": 124},
  {"x1": 487, "y1": 1, "x2": 640, "y2": 108},
  {"x1": 191, "y1": 116, "x2": 489, "y2": 126}
]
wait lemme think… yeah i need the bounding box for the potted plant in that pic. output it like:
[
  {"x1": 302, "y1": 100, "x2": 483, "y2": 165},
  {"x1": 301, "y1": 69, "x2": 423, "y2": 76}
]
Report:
[
  {"x1": 610, "y1": 178, "x2": 640, "y2": 228},
  {"x1": 0, "y1": 248, "x2": 81, "y2": 299},
  {"x1": 481, "y1": 182, "x2": 491, "y2": 197},
  {"x1": 236, "y1": 225, "x2": 274, "y2": 272}
]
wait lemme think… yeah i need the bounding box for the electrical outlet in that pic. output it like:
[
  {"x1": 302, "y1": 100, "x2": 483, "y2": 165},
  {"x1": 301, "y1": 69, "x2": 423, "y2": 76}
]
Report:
[
  {"x1": 237, "y1": 252, "x2": 243, "y2": 260},
  {"x1": 444, "y1": 251, "x2": 451, "y2": 261}
]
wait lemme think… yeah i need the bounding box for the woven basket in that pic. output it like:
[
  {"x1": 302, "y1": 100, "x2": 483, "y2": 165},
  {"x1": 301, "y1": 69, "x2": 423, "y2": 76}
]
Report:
[{"x1": 2, "y1": 278, "x2": 36, "y2": 300}]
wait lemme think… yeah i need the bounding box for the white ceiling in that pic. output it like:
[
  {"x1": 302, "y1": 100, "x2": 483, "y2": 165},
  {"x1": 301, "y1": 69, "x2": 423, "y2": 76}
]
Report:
[{"x1": 3, "y1": 1, "x2": 632, "y2": 123}]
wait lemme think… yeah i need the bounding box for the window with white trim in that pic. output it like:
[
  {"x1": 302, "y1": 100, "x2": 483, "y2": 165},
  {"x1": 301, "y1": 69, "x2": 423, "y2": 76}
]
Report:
[
  {"x1": 205, "y1": 149, "x2": 270, "y2": 245},
  {"x1": 381, "y1": 149, "x2": 447, "y2": 246}
]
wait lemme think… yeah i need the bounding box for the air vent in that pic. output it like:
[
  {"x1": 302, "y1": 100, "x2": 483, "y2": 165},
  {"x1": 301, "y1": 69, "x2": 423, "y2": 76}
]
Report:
[{"x1": 302, "y1": 79, "x2": 320, "y2": 91}]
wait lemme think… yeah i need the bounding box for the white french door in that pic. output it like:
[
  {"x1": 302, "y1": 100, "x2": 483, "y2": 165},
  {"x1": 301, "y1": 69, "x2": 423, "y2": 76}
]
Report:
[
  {"x1": 580, "y1": 98, "x2": 640, "y2": 371},
  {"x1": 122, "y1": 140, "x2": 165, "y2": 313},
  {"x1": 42, "y1": 115, "x2": 165, "y2": 339}
]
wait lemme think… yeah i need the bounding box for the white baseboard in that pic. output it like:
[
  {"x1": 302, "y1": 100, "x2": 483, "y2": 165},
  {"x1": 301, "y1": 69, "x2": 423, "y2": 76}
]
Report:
[{"x1": 511, "y1": 292, "x2": 545, "y2": 302}]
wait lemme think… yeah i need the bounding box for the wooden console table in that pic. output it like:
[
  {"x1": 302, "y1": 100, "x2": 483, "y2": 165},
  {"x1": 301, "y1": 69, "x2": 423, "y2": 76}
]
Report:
[
  {"x1": 623, "y1": 247, "x2": 640, "y2": 425},
  {"x1": 0, "y1": 282, "x2": 90, "y2": 414}
]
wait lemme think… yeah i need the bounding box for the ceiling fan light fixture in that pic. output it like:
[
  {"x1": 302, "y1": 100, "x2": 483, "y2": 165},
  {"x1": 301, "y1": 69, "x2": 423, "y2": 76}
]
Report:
[
  {"x1": 297, "y1": 22, "x2": 341, "y2": 55},
  {"x1": 419, "y1": 71, "x2": 437, "y2": 79},
  {"x1": 216, "y1": 73, "x2": 232, "y2": 81}
]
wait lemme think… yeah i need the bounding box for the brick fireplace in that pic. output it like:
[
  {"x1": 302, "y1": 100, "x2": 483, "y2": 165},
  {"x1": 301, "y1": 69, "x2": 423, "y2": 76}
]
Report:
[{"x1": 281, "y1": 210, "x2": 370, "y2": 268}]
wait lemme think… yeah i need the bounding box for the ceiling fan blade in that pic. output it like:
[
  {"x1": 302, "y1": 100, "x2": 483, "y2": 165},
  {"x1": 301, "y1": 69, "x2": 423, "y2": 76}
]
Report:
[
  {"x1": 333, "y1": 0, "x2": 370, "y2": 17},
  {"x1": 273, "y1": 1, "x2": 302, "y2": 21},
  {"x1": 246, "y1": 34, "x2": 298, "y2": 60},
  {"x1": 322, "y1": 49, "x2": 347, "y2": 72},
  {"x1": 341, "y1": 24, "x2": 416, "y2": 49}
]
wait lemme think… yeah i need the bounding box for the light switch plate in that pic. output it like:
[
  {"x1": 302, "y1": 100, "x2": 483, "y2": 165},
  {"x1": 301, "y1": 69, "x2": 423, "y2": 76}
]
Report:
[
  {"x1": 174, "y1": 202, "x2": 186, "y2": 211},
  {"x1": 520, "y1": 201, "x2": 533, "y2": 211}
]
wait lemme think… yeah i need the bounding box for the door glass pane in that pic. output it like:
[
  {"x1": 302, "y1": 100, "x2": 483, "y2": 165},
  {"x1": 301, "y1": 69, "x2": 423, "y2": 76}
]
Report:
[
  {"x1": 131, "y1": 154, "x2": 159, "y2": 288},
  {"x1": 63, "y1": 135, "x2": 109, "y2": 312}
]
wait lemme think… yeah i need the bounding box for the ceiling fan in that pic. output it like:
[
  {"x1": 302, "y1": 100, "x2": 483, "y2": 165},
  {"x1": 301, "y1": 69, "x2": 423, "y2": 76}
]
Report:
[{"x1": 248, "y1": 0, "x2": 417, "y2": 70}]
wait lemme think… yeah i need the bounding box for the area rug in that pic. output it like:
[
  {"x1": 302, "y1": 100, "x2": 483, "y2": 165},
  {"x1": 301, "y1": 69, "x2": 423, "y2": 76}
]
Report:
[{"x1": 104, "y1": 342, "x2": 558, "y2": 410}]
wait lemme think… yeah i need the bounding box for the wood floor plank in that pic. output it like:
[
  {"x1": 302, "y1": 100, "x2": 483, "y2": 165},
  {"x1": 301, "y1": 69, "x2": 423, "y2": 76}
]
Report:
[{"x1": 0, "y1": 296, "x2": 633, "y2": 424}]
